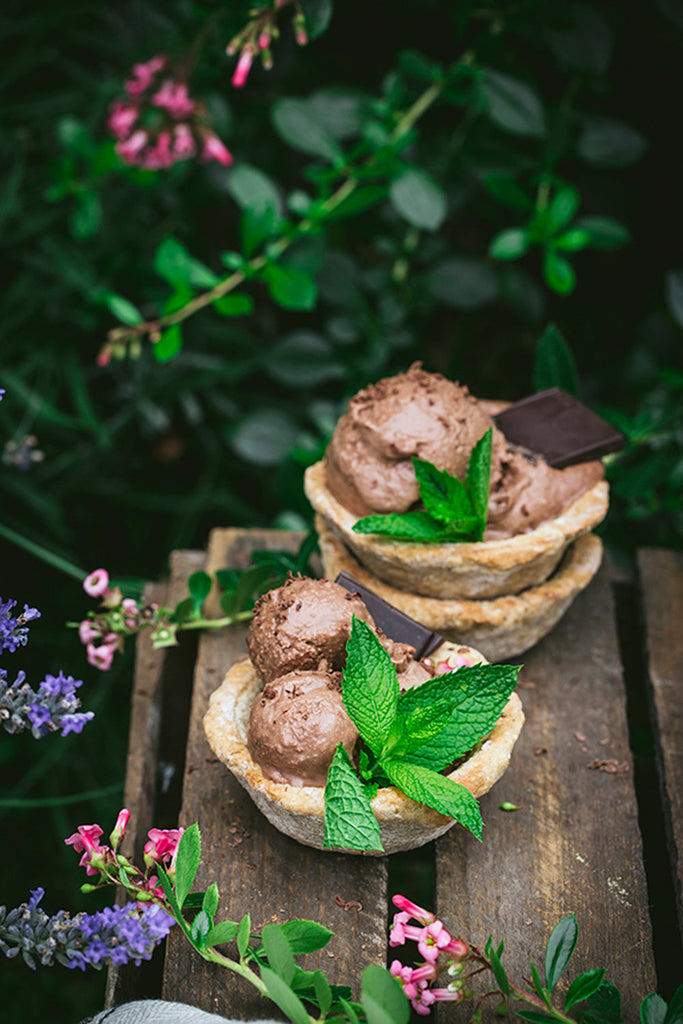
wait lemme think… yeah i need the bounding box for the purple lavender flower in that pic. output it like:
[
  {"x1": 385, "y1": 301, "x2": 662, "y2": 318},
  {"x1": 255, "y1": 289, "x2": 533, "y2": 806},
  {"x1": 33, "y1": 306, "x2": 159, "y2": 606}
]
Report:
[
  {"x1": 1, "y1": 667, "x2": 93, "y2": 738},
  {"x1": 0, "y1": 889, "x2": 174, "y2": 970},
  {"x1": 0, "y1": 597, "x2": 41, "y2": 655}
]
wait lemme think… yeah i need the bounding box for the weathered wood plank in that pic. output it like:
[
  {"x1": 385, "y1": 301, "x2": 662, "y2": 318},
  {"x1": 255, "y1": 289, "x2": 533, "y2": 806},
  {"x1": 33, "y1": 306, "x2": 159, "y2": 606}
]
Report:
[
  {"x1": 638, "y1": 547, "x2": 683, "y2": 941},
  {"x1": 163, "y1": 528, "x2": 387, "y2": 1016},
  {"x1": 437, "y1": 561, "x2": 656, "y2": 1021},
  {"x1": 106, "y1": 550, "x2": 206, "y2": 1008}
]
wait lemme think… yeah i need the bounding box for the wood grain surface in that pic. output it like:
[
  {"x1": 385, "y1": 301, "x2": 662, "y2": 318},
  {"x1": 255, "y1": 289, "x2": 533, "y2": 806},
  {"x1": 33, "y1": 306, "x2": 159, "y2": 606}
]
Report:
[
  {"x1": 437, "y1": 560, "x2": 657, "y2": 1021},
  {"x1": 638, "y1": 547, "x2": 683, "y2": 942},
  {"x1": 162, "y1": 528, "x2": 387, "y2": 1016}
]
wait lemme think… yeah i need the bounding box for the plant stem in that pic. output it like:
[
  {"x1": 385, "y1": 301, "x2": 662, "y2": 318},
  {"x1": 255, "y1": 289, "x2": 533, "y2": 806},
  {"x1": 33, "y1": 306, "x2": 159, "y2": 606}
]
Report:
[{"x1": 0, "y1": 522, "x2": 85, "y2": 581}]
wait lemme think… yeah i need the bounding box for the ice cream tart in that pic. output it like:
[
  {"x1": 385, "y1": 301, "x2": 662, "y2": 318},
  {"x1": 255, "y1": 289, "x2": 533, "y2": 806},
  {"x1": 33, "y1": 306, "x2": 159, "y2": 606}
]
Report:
[{"x1": 203, "y1": 576, "x2": 524, "y2": 855}]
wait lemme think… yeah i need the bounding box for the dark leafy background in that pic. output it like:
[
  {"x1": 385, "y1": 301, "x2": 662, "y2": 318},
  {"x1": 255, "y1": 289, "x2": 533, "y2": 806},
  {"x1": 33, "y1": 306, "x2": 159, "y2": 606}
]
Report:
[{"x1": 1, "y1": 1, "x2": 682, "y2": 1019}]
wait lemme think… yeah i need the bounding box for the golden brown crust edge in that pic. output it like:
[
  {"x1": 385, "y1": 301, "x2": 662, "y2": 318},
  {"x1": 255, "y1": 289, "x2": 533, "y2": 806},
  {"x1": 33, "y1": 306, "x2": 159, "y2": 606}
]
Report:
[
  {"x1": 304, "y1": 459, "x2": 608, "y2": 599},
  {"x1": 203, "y1": 660, "x2": 525, "y2": 855}
]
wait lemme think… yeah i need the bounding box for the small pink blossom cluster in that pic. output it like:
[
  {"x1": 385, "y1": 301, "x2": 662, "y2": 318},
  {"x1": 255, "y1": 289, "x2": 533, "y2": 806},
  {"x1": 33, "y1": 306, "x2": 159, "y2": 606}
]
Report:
[
  {"x1": 389, "y1": 895, "x2": 469, "y2": 1015},
  {"x1": 79, "y1": 569, "x2": 137, "y2": 671},
  {"x1": 107, "y1": 55, "x2": 232, "y2": 170},
  {"x1": 65, "y1": 808, "x2": 185, "y2": 904},
  {"x1": 226, "y1": 0, "x2": 308, "y2": 89}
]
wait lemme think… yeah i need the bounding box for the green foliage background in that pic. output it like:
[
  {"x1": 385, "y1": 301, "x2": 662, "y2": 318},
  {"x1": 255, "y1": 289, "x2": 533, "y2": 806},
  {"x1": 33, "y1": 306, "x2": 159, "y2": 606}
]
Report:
[{"x1": 1, "y1": 1, "x2": 682, "y2": 1020}]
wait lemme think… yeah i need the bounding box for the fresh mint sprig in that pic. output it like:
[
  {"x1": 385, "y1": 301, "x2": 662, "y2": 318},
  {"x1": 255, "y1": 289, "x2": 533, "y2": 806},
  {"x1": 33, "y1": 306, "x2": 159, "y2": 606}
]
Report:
[
  {"x1": 352, "y1": 427, "x2": 492, "y2": 543},
  {"x1": 323, "y1": 616, "x2": 519, "y2": 852}
]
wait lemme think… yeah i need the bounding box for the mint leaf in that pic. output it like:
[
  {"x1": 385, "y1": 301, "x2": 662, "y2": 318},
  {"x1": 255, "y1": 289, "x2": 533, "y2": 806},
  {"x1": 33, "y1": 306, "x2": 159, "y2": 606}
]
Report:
[
  {"x1": 413, "y1": 456, "x2": 474, "y2": 525},
  {"x1": 342, "y1": 617, "x2": 398, "y2": 753},
  {"x1": 404, "y1": 664, "x2": 520, "y2": 770},
  {"x1": 394, "y1": 670, "x2": 481, "y2": 752},
  {"x1": 352, "y1": 510, "x2": 468, "y2": 542},
  {"x1": 466, "y1": 427, "x2": 493, "y2": 535},
  {"x1": 383, "y1": 759, "x2": 483, "y2": 840},
  {"x1": 324, "y1": 744, "x2": 382, "y2": 851}
]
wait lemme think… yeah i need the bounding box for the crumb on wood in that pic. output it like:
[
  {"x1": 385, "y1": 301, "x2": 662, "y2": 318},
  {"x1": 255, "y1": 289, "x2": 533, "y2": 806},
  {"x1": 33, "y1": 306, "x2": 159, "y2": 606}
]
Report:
[
  {"x1": 586, "y1": 758, "x2": 629, "y2": 774},
  {"x1": 534, "y1": 746, "x2": 548, "y2": 756},
  {"x1": 335, "y1": 895, "x2": 362, "y2": 912},
  {"x1": 574, "y1": 732, "x2": 586, "y2": 742}
]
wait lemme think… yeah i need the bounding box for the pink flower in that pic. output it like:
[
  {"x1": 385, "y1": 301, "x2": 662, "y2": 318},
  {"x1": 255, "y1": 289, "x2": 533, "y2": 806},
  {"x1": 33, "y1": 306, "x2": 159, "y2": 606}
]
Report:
[
  {"x1": 144, "y1": 827, "x2": 184, "y2": 866},
  {"x1": 87, "y1": 641, "x2": 116, "y2": 671},
  {"x1": 392, "y1": 895, "x2": 436, "y2": 926},
  {"x1": 126, "y1": 55, "x2": 166, "y2": 97},
  {"x1": 83, "y1": 569, "x2": 110, "y2": 598},
  {"x1": 65, "y1": 824, "x2": 105, "y2": 876},
  {"x1": 201, "y1": 133, "x2": 233, "y2": 166},
  {"x1": 445, "y1": 936, "x2": 468, "y2": 959},
  {"x1": 110, "y1": 808, "x2": 131, "y2": 847},
  {"x1": 411, "y1": 985, "x2": 436, "y2": 1016},
  {"x1": 78, "y1": 619, "x2": 102, "y2": 645},
  {"x1": 418, "y1": 921, "x2": 453, "y2": 963},
  {"x1": 389, "y1": 911, "x2": 423, "y2": 947},
  {"x1": 107, "y1": 101, "x2": 139, "y2": 140},
  {"x1": 152, "y1": 79, "x2": 195, "y2": 118},
  {"x1": 172, "y1": 123, "x2": 196, "y2": 159},
  {"x1": 116, "y1": 129, "x2": 148, "y2": 163},
  {"x1": 121, "y1": 598, "x2": 139, "y2": 628},
  {"x1": 140, "y1": 130, "x2": 174, "y2": 170},
  {"x1": 231, "y1": 48, "x2": 254, "y2": 88}
]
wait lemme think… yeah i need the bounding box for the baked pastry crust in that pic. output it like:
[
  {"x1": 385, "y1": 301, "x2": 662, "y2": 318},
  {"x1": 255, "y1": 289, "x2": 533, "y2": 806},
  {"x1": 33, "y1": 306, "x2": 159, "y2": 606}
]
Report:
[
  {"x1": 304, "y1": 459, "x2": 608, "y2": 600},
  {"x1": 316, "y1": 515, "x2": 602, "y2": 662},
  {"x1": 203, "y1": 658, "x2": 524, "y2": 855}
]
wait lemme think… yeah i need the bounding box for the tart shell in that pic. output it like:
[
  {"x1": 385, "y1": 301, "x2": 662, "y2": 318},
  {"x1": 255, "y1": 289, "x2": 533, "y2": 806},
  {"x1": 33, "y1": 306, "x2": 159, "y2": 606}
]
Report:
[
  {"x1": 304, "y1": 460, "x2": 608, "y2": 600},
  {"x1": 203, "y1": 658, "x2": 524, "y2": 856}
]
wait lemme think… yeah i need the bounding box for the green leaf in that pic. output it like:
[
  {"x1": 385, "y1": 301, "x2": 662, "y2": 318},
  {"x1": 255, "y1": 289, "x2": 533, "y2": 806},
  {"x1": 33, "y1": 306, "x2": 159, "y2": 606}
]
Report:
[
  {"x1": 546, "y1": 186, "x2": 580, "y2": 235},
  {"x1": 237, "y1": 913, "x2": 252, "y2": 959},
  {"x1": 640, "y1": 995, "x2": 667, "y2": 1024},
  {"x1": 155, "y1": 236, "x2": 219, "y2": 288},
  {"x1": 103, "y1": 293, "x2": 143, "y2": 326},
  {"x1": 352, "y1": 510, "x2": 475, "y2": 542},
  {"x1": 261, "y1": 924, "x2": 297, "y2": 984},
  {"x1": 263, "y1": 263, "x2": 317, "y2": 311},
  {"x1": 187, "y1": 570, "x2": 212, "y2": 616},
  {"x1": 202, "y1": 882, "x2": 220, "y2": 922},
  {"x1": 153, "y1": 324, "x2": 183, "y2": 362},
  {"x1": 664, "y1": 982, "x2": 683, "y2": 1024},
  {"x1": 544, "y1": 914, "x2": 578, "y2": 990},
  {"x1": 205, "y1": 920, "x2": 241, "y2": 947},
  {"x1": 268, "y1": 331, "x2": 345, "y2": 387},
  {"x1": 534, "y1": 323, "x2": 579, "y2": 395},
  {"x1": 241, "y1": 201, "x2": 280, "y2": 257},
  {"x1": 190, "y1": 909, "x2": 212, "y2": 948},
  {"x1": 466, "y1": 427, "x2": 492, "y2": 534},
  {"x1": 313, "y1": 970, "x2": 334, "y2": 1015},
  {"x1": 573, "y1": 216, "x2": 630, "y2": 250},
  {"x1": 529, "y1": 961, "x2": 546, "y2": 1002},
  {"x1": 213, "y1": 293, "x2": 254, "y2": 317},
  {"x1": 515, "y1": 1012, "x2": 558, "y2": 1023},
  {"x1": 326, "y1": 185, "x2": 386, "y2": 220},
  {"x1": 489, "y1": 228, "x2": 530, "y2": 261},
  {"x1": 481, "y1": 173, "x2": 534, "y2": 212},
  {"x1": 361, "y1": 965, "x2": 409, "y2": 1024},
  {"x1": 588, "y1": 981, "x2": 622, "y2": 1022},
  {"x1": 261, "y1": 965, "x2": 312, "y2": 1024},
  {"x1": 300, "y1": 0, "x2": 334, "y2": 40},
  {"x1": 157, "y1": 867, "x2": 184, "y2": 924},
  {"x1": 425, "y1": 256, "x2": 498, "y2": 310},
  {"x1": 383, "y1": 759, "x2": 482, "y2": 840},
  {"x1": 482, "y1": 68, "x2": 545, "y2": 136},
  {"x1": 565, "y1": 969, "x2": 606, "y2": 1010},
  {"x1": 489, "y1": 942, "x2": 510, "y2": 996},
  {"x1": 71, "y1": 192, "x2": 102, "y2": 239},
  {"x1": 413, "y1": 457, "x2": 473, "y2": 526},
  {"x1": 543, "y1": 251, "x2": 576, "y2": 295},
  {"x1": 228, "y1": 164, "x2": 282, "y2": 215},
  {"x1": 553, "y1": 228, "x2": 591, "y2": 252},
  {"x1": 389, "y1": 168, "x2": 447, "y2": 231},
  {"x1": 231, "y1": 409, "x2": 299, "y2": 467},
  {"x1": 323, "y1": 744, "x2": 382, "y2": 852},
  {"x1": 406, "y1": 663, "x2": 520, "y2": 769},
  {"x1": 342, "y1": 617, "x2": 399, "y2": 752},
  {"x1": 271, "y1": 97, "x2": 342, "y2": 162},
  {"x1": 174, "y1": 823, "x2": 201, "y2": 911},
  {"x1": 577, "y1": 117, "x2": 647, "y2": 168},
  {"x1": 339, "y1": 997, "x2": 361, "y2": 1024},
  {"x1": 276, "y1": 919, "x2": 334, "y2": 954}
]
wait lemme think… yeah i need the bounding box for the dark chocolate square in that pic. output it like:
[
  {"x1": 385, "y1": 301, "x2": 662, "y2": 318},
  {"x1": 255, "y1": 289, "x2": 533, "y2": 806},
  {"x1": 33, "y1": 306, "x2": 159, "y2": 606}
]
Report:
[
  {"x1": 493, "y1": 388, "x2": 625, "y2": 468},
  {"x1": 334, "y1": 571, "x2": 443, "y2": 659}
]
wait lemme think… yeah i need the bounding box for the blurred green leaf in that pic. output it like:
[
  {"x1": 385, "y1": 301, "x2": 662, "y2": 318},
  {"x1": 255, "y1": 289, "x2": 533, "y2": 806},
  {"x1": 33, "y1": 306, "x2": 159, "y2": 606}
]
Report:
[
  {"x1": 573, "y1": 216, "x2": 630, "y2": 249},
  {"x1": 213, "y1": 293, "x2": 254, "y2": 317},
  {"x1": 481, "y1": 173, "x2": 534, "y2": 212},
  {"x1": 155, "y1": 237, "x2": 220, "y2": 289},
  {"x1": 389, "y1": 168, "x2": 447, "y2": 231},
  {"x1": 577, "y1": 117, "x2": 647, "y2": 167},
  {"x1": 534, "y1": 323, "x2": 579, "y2": 395},
  {"x1": 70, "y1": 192, "x2": 102, "y2": 239},
  {"x1": 228, "y1": 164, "x2": 283, "y2": 215},
  {"x1": 301, "y1": 0, "x2": 334, "y2": 40},
  {"x1": 267, "y1": 331, "x2": 345, "y2": 387},
  {"x1": 546, "y1": 5, "x2": 613, "y2": 75},
  {"x1": 153, "y1": 324, "x2": 183, "y2": 362},
  {"x1": 263, "y1": 263, "x2": 317, "y2": 310},
  {"x1": 482, "y1": 68, "x2": 545, "y2": 136},
  {"x1": 546, "y1": 186, "x2": 580, "y2": 235},
  {"x1": 103, "y1": 293, "x2": 143, "y2": 326},
  {"x1": 231, "y1": 409, "x2": 300, "y2": 466},
  {"x1": 543, "y1": 251, "x2": 576, "y2": 294},
  {"x1": 426, "y1": 256, "x2": 498, "y2": 309},
  {"x1": 271, "y1": 97, "x2": 342, "y2": 162},
  {"x1": 489, "y1": 227, "x2": 529, "y2": 260},
  {"x1": 241, "y1": 201, "x2": 280, "y2": 256}
]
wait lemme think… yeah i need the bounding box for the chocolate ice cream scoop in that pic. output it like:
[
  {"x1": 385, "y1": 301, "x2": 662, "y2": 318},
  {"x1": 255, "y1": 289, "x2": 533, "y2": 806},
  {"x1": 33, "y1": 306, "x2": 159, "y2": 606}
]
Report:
[
  {"x1": 247, "y1": 669, "x2": 359, "y2": 787},
  {"x1": 247, "y1": 576, "x2": 375, "y2": 683}
]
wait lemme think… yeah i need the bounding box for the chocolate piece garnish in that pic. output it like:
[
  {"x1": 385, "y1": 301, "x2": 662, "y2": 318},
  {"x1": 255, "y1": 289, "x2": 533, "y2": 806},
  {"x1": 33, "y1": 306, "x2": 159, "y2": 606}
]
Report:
[
  {"x1": 494, "y1": 388, "x2": 625, "y2": 469},
  {"x1": 335, "y1": 571, "x2": 443, "y2": 659}
]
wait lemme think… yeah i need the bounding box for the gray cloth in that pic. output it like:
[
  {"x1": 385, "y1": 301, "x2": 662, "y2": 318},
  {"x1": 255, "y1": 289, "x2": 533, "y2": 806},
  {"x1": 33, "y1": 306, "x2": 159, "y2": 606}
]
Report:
[{"x1": 81, "y1": 1001, "x2": 280, "y2": 1024}]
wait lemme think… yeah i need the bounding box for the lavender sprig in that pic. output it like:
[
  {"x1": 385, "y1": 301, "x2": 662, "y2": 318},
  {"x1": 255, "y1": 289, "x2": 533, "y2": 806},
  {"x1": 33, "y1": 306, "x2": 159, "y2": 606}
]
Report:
[
  {"x1": 0, "y1": 597, "x2": 41, "y2": 654},
  {"x1": 0, "y1": 888, "x2": 173, "y2": 971},
  {"x1": 0, "y1": 668, "x2": 93, "y2": 738}
]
